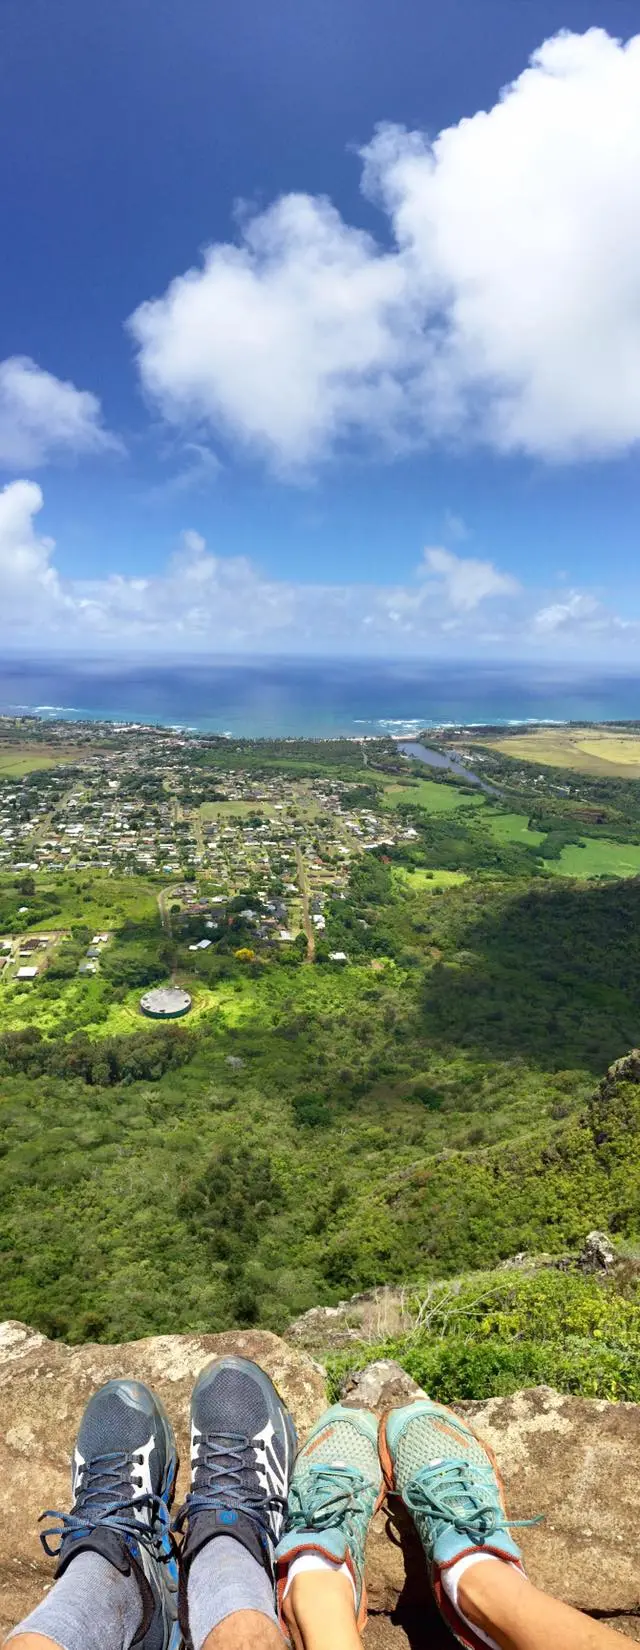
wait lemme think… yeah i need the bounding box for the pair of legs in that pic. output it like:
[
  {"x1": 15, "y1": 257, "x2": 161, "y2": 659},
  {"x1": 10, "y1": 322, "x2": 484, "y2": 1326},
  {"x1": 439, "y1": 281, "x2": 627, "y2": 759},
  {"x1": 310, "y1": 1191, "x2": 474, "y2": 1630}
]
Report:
[
  {"x1": 10, "y1": 1573, "x2": 625, "y2": 1650},
  {"x1": 7, "y1": 1360, "x2": 625, "y2": 1650}
]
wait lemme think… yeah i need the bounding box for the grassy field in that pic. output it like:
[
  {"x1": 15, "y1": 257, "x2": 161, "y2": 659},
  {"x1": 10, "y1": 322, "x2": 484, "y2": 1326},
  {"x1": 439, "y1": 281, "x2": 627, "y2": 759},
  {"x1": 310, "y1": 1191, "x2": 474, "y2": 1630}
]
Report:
[
  {"x1": 477, "y1": 727, "x2": 640, "y2": 778},
  {"x1": 483, "y1": 811, "x2": 546, "y2": 848},
  {"x1": 0, "y1": 745, "x2": 90, "y2": 777},
  {"x1": 201, "y1": 800, "x2": 274, "y2": 819},
  {"x1": 201, "y1": 799, "x2": 320, "y2": 821},
  {"x1": 548, "y1": 838, "x2": 640, "y2": 879},
  {"x1": 383, "y1": 779, "x2": 485, "y2": 814},
  {"x1": 393, "y1": 867, "x2": 469, "y2": 891},
  {"x1": 25, "y1": 875, "x2": 160, "y2": 932}
]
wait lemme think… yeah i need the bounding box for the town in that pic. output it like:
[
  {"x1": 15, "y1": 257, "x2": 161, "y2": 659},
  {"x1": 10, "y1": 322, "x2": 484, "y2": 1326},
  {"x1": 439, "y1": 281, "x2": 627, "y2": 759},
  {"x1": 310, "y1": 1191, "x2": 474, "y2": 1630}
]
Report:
[{"x1": 0, "y1": 720, "x2": 419, "y2": 982}]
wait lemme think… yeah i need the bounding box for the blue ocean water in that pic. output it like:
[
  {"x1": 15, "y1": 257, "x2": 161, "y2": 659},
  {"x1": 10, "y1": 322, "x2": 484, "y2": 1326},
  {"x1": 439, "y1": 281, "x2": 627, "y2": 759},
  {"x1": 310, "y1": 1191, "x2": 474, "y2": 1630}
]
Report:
[{"x1": 1, "y1": 657, "x2": 640, "y2": 737}]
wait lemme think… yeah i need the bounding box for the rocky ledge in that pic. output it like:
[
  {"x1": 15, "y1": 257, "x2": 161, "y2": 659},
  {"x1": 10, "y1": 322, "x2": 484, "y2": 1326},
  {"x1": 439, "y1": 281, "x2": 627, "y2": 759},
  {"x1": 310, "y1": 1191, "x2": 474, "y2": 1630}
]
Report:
[{"x1": 1, "y1": 1323, "x2": 639, "y2": 1646}]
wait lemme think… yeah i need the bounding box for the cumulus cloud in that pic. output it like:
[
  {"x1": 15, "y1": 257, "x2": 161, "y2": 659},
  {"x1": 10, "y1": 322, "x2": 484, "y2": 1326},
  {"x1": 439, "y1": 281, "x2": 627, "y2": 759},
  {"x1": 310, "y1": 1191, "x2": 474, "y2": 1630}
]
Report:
[
  {"x1": 423, "y1": 547, "x2": 520, "y2": 611},
  {"x1": 533, "y1": 591, "x2": 638, "y2": 638},
  {"x1": 0, "y1": 480, "x2": 65, "y2": 610},
  {"x1": 130, "y1": 196, "x2": 409, "y2": 470},
  {"x1": 0, "y1": 357, "x2": 121, "y2": 468},
  {"x1": 0, "y1": 482, "x2": 530, "y2": 653},
  {"x1": 130, "y1": 28, "x2": 640, "y2": 471},
  {"x1": 2, "y1": 481, "x2": 635, "y2": 659}
]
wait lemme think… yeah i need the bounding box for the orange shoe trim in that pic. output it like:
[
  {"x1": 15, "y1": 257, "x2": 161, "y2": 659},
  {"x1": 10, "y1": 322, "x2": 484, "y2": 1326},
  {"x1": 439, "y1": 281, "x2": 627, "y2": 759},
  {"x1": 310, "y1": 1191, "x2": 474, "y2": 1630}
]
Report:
[{"x1": 377, "y1": 1403, "x2": 509, "y2": 1515}]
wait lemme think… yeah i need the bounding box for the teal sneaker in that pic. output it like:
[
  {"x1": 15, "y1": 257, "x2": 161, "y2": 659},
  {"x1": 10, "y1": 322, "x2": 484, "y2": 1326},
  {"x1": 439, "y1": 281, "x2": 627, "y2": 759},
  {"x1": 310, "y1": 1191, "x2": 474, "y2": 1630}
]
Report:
[
  {"x1": 380, "y1": 1400, "x2": 529, "y2": 1649},
  {"x1": 275, "y1": 1404, "x2": 383, "y2": 1633}
]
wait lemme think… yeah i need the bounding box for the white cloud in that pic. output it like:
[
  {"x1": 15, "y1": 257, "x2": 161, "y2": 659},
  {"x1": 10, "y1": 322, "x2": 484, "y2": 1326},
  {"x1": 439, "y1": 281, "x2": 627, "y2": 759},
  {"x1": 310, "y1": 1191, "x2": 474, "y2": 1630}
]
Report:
[
  {"x1": 130, "y1": 28, "x2": 640, "y2": 471},
  {"x1": 533, "y1": 590, "x2": 638, "y2": 638},
  {"x1": 423, "y1": 547, "x2": 520, "y2": 611},
  {"x1": 130, "y1": 195, "x2": 408, "y2": 471},
  {"x1": 0, "y1": 357, "x2": 121, "y2": 468},
  {"x1": 0, "y1": 480, "x2": 64, "y2": 609},
  {"x1": 3, "y1": 481, "x2": 636, "y2": 659},
  {"x1": 0, "y1": 484, "x2": 527, "y2": 653}
]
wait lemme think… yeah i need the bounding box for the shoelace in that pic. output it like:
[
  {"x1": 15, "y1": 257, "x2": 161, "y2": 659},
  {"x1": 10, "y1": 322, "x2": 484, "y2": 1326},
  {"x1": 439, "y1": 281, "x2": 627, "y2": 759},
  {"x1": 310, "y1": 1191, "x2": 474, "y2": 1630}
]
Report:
[
  {"x1": 286, "y1": 1464, "x2": 372, "y2": 1543},
  {"x1": 39, "y1": 1448, "x2": 171, "y2": 1562},
  {"x1": 403, "y1": 1459, "x2": 541, "y2": 1546},
  {"x1": 173, "y1": 1431, "x2": 285, "y2": 1542}
]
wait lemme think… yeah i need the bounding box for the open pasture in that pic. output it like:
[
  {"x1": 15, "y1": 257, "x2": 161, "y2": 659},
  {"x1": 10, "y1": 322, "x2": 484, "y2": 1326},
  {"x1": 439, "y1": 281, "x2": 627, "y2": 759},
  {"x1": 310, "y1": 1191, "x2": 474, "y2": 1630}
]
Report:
[
  {"x1": 478, "y1": 726, "x2": 640, "y2": 778},
  {"x1": 548, "y1": 837, "x2": 640, "y2": 880},
  {"x1": 0, "y1": 744, "x2": 91, "y2": 777},
  {"x1": 383, "y1": 778, "x2": 484, "y2": 814},
  {"x1": 483, "y1": 811, "x2": 546, "y2": 848},
  {"x1": 393, "y1": 867, "x2": 469, "y2": 891}
]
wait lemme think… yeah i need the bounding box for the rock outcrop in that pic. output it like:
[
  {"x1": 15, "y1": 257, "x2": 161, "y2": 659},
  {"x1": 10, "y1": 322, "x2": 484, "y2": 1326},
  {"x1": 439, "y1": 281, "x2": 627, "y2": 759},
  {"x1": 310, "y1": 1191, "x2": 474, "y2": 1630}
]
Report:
[
  {"x1": 0, "y1": 1321, "x2": 326, "y2": 1640},
  {"x1": 2, "y1": 1323, "x2": 639, "y2": 1645}
]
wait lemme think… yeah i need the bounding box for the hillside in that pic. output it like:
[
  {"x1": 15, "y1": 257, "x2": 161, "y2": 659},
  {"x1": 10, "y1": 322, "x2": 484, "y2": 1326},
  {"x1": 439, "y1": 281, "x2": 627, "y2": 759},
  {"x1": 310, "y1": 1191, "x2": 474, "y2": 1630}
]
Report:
[{"x1": 2, "y1": 723, "x2": 640, "y2": 1354}]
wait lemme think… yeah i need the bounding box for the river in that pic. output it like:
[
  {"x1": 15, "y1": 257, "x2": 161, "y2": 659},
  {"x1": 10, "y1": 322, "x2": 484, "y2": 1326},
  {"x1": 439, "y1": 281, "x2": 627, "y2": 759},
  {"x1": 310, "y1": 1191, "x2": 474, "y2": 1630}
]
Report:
[{"x1": 396, "y1": 740, "x2": 499, "y2": 796}]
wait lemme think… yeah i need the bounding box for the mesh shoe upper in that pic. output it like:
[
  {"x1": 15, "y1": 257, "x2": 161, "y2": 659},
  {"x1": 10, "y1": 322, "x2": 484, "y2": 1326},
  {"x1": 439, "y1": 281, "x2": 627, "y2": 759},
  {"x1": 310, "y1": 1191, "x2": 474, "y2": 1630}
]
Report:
[
  {"x1": 175, "y1": 1357, "x2": 297, "y2": 1570},
  {"x1": 276, "y1": 1403, "x2": 382, "y2": 1629},
  {"x1": 381, "y1": 1399, "x2": 528, "y2": 1568}
]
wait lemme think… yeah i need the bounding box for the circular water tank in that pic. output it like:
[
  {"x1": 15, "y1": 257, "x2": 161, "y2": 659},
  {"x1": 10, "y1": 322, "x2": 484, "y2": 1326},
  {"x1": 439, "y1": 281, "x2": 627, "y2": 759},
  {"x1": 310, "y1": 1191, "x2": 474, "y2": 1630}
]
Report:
[{"x1": 140, "y1": 987, "x2": 192, "y2": 1019}]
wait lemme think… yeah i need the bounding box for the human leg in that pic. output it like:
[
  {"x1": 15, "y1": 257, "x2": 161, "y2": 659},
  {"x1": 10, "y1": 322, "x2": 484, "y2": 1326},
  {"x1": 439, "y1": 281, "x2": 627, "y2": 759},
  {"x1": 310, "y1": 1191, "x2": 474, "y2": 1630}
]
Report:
[
  {"x1": 6, "y1": 1378, "x2": 180, "y2": 1650},
  {"x1": 275, "y1": 1403, "x2": 383, "y2": 1650},
  {"x1": 380, "y1": 1398, "x2": 626, "y2": 1650},
  {"x1": 456, "y1": 1558, "x2": 626, "y2": 1650},
  {"x1": 175, "y1": 1356, "x2": 297, "y2": 1650}
]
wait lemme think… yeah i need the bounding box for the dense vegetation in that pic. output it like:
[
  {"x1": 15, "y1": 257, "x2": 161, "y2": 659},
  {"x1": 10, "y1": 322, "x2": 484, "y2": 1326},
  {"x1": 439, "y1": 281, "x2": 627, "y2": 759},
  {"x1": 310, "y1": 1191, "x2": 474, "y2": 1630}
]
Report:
[
  {"x1": 2, "y1": 728, "x2": 640, "y2": 1409},
  {"x1": 327, "y1": 1260, "x2": 640, "y2": 1404}
]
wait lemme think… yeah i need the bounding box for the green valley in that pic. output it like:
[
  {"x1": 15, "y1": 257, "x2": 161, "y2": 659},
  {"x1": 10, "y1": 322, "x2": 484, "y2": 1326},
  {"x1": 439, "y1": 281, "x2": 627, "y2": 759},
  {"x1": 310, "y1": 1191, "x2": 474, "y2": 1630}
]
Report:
[{"x1": 1, "y1": 714, "x2": 640, "y2": 1405}]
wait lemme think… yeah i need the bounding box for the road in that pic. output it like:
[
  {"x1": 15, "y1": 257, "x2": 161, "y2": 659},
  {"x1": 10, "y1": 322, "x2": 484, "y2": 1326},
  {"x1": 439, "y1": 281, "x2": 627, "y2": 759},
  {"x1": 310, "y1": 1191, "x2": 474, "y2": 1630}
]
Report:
[
  {"x1": 295, "y1": 845, "x2": 315, "y2": 961},
  {"x1": 157, "y1": 885, "x2": 178, "y2": 936}
]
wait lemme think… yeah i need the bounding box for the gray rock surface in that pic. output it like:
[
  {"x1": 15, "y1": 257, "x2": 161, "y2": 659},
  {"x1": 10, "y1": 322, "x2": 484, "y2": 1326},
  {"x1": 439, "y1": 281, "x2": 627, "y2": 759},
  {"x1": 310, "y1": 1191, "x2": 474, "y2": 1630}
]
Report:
[
  {"x1": 0, "y1": 1321, "x2": 326, "y2": 1640},
  {"x1": 580, "y1": 1231, "x2": 617, "y2": 1271},
  {"x1": 340, "y1": 1359, "x2": 426, "y2": 1410},
  {"x1": 1, "y1": 1329, "x2": 639, "y2": 1644}
]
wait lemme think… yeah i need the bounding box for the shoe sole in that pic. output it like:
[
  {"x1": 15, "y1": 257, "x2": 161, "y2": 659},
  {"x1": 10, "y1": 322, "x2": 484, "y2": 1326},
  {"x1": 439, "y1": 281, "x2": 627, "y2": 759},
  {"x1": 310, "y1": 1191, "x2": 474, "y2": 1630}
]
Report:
[{"x1": 377, "y1": 1403, "x2": 508, "y2": 1515}]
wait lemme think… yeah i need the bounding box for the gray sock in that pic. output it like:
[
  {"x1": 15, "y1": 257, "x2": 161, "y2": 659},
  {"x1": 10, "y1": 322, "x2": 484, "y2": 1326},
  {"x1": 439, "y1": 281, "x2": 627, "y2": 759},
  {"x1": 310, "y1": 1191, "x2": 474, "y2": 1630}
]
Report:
[
  {"x1": 187, "y1": 1535, "x2": 280, "y2": 1650},
  {"x1": 9, "y1": 1551, "x2": 143, "y2": 1650}
]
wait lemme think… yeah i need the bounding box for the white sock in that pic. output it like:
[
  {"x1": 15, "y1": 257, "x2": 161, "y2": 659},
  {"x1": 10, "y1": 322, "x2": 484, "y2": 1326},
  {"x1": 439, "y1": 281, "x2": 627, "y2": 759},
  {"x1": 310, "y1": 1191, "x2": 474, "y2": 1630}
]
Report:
[
  {"x1": 282, "y1": 1552, "x2": 356, "y2": 1606},
  {"x1": 442, "y1": 1552, "x2": 525, "y2": 1650}
]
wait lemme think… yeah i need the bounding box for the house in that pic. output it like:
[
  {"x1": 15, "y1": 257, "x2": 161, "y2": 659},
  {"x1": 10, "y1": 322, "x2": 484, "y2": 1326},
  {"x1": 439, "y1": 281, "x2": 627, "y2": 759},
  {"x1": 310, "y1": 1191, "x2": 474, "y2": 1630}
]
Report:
[
  {"x1": 16, "y1": 966, "x2": 38, "y2": 980},
  {"x1": 329, "y1": 951, "x2": 347, "y2": 962}
]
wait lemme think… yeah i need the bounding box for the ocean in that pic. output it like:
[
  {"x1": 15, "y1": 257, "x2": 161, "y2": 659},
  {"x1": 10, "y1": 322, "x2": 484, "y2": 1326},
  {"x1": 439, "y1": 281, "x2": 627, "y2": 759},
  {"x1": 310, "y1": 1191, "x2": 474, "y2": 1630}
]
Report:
[{"x1": 2, "y1": 657, "x2": 640, "y2": 737}]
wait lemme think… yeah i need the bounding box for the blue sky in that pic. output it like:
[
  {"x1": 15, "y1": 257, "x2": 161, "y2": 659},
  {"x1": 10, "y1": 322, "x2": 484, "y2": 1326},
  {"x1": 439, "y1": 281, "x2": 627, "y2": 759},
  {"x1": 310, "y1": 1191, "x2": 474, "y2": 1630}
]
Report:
[{"x1": 2, "y1": 0, "x2": 640, "y2": 658}]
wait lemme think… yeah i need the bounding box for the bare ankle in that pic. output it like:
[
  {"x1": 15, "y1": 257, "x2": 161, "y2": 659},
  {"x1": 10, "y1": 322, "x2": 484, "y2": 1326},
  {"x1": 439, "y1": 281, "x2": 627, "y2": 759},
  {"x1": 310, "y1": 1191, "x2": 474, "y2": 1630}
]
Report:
[
  {"x1": 283, "y1": 1570, "x2": 360, "y2": 1650},
  {"x1": 457, "y1": 1554, "x2": 527, "y2": 1638}
]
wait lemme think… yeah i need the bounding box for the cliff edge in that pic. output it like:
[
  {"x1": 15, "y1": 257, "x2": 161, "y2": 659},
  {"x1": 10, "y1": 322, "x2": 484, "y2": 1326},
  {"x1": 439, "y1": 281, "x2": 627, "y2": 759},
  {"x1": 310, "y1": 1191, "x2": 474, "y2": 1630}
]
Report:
[{"x1": 2, "y1": 1321, "x2": 639, "y2": 1645}]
